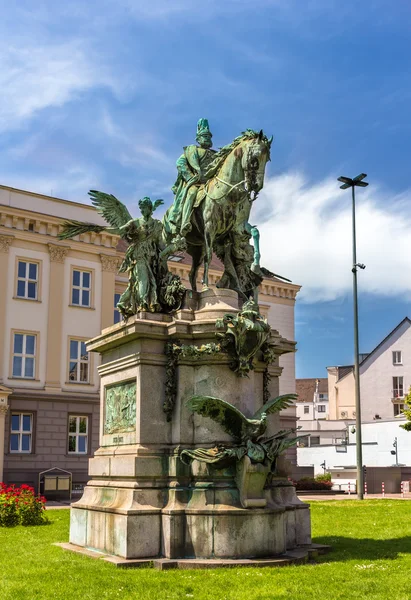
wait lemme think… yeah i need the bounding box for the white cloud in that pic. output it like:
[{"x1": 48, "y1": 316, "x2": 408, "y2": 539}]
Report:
[
  {"x1": 0, "y1": 41, "x2": 119, "y2": 132},
  {"x1": 0, "y1": 165, "x2": 102, "y2": 203},
  {"x1": 255, "y1": 172, "x2": 411, "y2": 302},
  {"x1": 100, "y1": 109, "x2": 172, "y2": 170}
]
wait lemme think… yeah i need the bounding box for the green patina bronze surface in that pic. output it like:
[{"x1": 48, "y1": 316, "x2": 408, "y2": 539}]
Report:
[
  {"x1": 216, "y1": 299, "x2": 274, "y2": 376},
  {"x1": 58, "y1": 192, "x2": 185, "y2": 317},
  {"x1": 104, "y1": 381, "x2": 137, "y2": 435},
  {"x1": 163, "y1": 121, "x2": 273, "y2": 296},
  {"x1": 58, "y1": 119, "x2": 275, "y2": 310},
  {"x1": 180, "y1": 394, "x2": 300, "y2": 470}
]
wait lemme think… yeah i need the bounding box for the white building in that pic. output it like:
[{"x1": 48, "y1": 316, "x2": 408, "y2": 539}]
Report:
[
  {"x1": 327, "y1": 318, "x2": 411, "y2": 422},
  {"x1": 296, "y1": 378, "x2": 329, "y2": 422},
  {"x1": 297, "y1": 418, "x2": 411, "y2": 491}
]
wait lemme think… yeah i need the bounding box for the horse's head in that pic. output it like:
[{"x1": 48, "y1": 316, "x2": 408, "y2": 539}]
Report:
[{"x1": 241, "y1": 130, "x2": 272, "y2": 201}]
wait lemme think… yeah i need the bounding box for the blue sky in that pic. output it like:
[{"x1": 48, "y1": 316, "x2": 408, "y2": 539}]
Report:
[{"x1": 1, "y1": 0, "x2": 411, "y2": 377}]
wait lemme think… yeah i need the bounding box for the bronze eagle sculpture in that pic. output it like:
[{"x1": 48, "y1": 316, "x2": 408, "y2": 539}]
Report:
[
  {"x1": 187, "y1": 393, "x2": 297, "y2": 443},
  {"x1": 181, "y1": 393, "x2": 300, "y2": 467}
]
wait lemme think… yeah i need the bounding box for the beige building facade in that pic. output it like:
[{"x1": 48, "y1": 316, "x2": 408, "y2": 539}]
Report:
[
  {"x1": 0, "y1": 184, "x2": 301, "y2": 491},
  {"x1": 327, "y1": 318, "x2": 411, "y2": 422}
]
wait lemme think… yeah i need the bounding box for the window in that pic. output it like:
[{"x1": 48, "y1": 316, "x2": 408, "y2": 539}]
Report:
[
  {"x1": 393, "y1": 376, "x2": 404, "y2": 398},
  {"x1": 304, "y1": 406, "x2": 310, "y2": 414},
  {"x1": 317, "y1": 405, "x2": 326, "y2": 413},
  {"x1": 394, "y1": 404, "x2": 405, "y2": 417},
  {"x1": 71, "y1": 269, "x2": 91, "y2": 307},
  {"x1": 114, "y1": 292, "x2": 123, "y2": 324},
  {"x1": 310, "y1": 436, "x2": 320, "y2": 446},
  {"x1": 68, "y1": 416, "x2": 88, "y2": 453},
  {"x1": 69, "y1": 340, "x2": 89, "y2": 383},
  {"x1": 12, "y1": 333, "x2": 36, "y2": 378},
  {"x1": 319, "y1": 393, "x2": 328, "y2": 400},
  {"x1": 10, "y1": 413, "x2": 33, "y2": 453},
  {"x1": 16, "y1": 260, "x2": 38, "y2": 300},
  {"x1": 393, "y1": 351, "x2": 402, "y2": 365}
]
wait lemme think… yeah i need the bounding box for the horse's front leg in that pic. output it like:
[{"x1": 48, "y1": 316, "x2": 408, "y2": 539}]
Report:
[{"x1": 202, "y1": 230, "x2": 213, "y2": 290}]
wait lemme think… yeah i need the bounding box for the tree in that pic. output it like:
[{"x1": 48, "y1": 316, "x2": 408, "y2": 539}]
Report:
[{"x1": 400, "y1": 386, "x2": 411, "y2": 431}]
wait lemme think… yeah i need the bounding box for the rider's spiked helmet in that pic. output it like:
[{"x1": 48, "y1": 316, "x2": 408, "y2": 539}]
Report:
[{"x1": 196, "y1": 118, "x2": 213, "y2": 143}]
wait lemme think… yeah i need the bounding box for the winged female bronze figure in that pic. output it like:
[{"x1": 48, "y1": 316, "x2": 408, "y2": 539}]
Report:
[{"x1": 58, "y1": 190, "x2": 186, "y2": 317}]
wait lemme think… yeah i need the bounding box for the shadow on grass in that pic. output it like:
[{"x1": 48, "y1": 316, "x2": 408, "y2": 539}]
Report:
[{"x1": 314, "y1": 536, "x2": 411, "y2": 562}]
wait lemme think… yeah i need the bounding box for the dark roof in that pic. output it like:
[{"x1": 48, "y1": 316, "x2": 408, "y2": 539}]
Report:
[
  {"x1": 337, "y1": 366, "x2": 354, "y2": 381},
  {"x1": 296, "y1": 378, "x2": 328, "y2": 403}
]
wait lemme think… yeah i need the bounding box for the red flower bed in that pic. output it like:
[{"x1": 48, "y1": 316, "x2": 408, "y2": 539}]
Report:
[{"x1": 0, "y1": 483, "x2": 48, "y2": 527}]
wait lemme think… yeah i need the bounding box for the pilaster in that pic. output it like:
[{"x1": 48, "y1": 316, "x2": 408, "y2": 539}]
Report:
[
  {"x1": 0, "y1": 386, "x2": 12, "y2": 483},
  {"x1": 100, "y1": 254, "x2": 119, "y2": 330},
  {"x1": 0, "y1": 235, "x2": 14, "y2": 383},
  {"x1": 45, "y1": 243, "x2": 70, "y2": 389}
]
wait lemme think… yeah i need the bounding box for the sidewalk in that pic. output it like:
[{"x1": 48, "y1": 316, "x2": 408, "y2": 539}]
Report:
[{"x1": 298, "y1": 493, "x2": 411, "y2": 501}]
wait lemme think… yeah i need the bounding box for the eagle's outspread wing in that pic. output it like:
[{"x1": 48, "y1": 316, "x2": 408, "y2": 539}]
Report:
[
  {"x1": 88, "y1": 190, "x2": 133, "y2": 229},
  {"x1": 253, "y1": 393, "x2": 297, "y2": 420},
  {"x1": 187, "y1": 396, "x2": 249, "y2": 441}
]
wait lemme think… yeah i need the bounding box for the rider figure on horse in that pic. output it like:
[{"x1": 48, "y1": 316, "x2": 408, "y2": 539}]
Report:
[{"x1": 167, "y1": 118, "x2": 216, "y2": 237}]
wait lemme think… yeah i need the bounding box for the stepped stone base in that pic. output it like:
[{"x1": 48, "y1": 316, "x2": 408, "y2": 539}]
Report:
[
  {"x1": 57, "y1": 542, "x2": 331, "y2": 569},
  {"x1": 68, "y1": 289, "x2": 312, "y2": 561}
]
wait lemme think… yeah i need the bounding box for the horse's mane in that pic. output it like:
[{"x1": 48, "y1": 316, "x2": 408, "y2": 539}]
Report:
[{"x1": 204, "y1": 129, "x2": 271, "y2": 179}]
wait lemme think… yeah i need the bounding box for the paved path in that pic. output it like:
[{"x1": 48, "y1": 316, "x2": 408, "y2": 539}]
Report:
[{"x1": 298, "y1": 493, "x2": 411, "y2": 501}]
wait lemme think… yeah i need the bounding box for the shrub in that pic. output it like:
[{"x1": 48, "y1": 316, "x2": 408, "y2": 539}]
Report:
[
  {"x1": 315, "y1": 473, "x2": 332, "y2": 483},
  {"x1": 0, "y1": 483, "x2": 48, "y2": 527},
  {"x1": 293, "y1": 477, "x2": 333, "y2": 491}
]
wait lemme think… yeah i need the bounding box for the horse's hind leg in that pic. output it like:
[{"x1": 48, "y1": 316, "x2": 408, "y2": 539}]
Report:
[
  {"x1": 202, "y1": 231, "x2": 213, "y2": 289},
  {"x1": 187, "y1": 245, "x2": 203, "y2": 292}
]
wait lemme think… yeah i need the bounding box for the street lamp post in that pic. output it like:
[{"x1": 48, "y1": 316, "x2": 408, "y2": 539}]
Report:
[
  {"x1": 337, "y1": 173, "x2": 369, "y2": 500},
  {"x1": 391, "y1": 437, "x2": 399, "y2": 466}
]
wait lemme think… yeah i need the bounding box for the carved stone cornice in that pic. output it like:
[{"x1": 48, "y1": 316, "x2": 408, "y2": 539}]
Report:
[
  {"x1": 48, "y1": 243, "x2": 70, "y2": 263},
  {"x1": 0, "y1": 234, "x2": 14, "y2": 253},
  {"x1": 100, "y1": 254, "x2": 121, "y2": 273}
]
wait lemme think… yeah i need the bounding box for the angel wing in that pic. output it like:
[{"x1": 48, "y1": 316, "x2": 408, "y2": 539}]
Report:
[
  {"x1": 152, "y1": 199, "x2": 164, "y2": 211},
  {"x1": 88, "y1": 190, "x2": 133, "y2": 229},
  {"x1": 253, "y1": 393, "x2": 297, "y2": 420},
  {"x1": 58, "y1": 189, "x2": 133, "y2": 241},
  {"x1": 186, "y1": 396, "x2": 249, "y2": 441},
  {"x1": 58, "y1": 220, "x2": 107, "y2": 240}
]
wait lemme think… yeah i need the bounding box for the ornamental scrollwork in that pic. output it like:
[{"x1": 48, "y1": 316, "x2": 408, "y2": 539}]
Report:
[
  {"x1": 48, "y1": 243, "x2": 70, "y2": 263},
  {"x1": 163, "y1": 340, "x2": 222, "y2": 422},
  {"x1": 100, "y1": 254, "x2": 121, "y2": 273},
  {"x1": 0, "y1": 235, "x2": 14, "y2": 253},
  {"x1": 215, "y1": 299, "x2": 274, "y2": 377}
]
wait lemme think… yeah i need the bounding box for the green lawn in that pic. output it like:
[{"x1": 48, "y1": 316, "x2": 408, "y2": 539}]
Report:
[{"x1": 1, "y1": 501, "x2": 411, "y2": 600}]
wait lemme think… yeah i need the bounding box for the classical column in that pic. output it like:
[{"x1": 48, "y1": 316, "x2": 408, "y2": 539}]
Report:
[
  {"x1": 0, "y1": 387, "x2": 12, "y2": 483},
  {"x1": 100, "y1": 255, "x2": 119, "y2": 330},
  {"x1": 0, "y1": 235, "x2": 14, "y2": 383},
  {"x1": 45, "y1": 244, "x2": 70, "y2": 389}
]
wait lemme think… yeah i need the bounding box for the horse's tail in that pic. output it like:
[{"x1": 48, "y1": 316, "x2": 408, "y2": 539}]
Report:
[{"x1": 161, "y1": 207, "x2": 173, "y2": 243}]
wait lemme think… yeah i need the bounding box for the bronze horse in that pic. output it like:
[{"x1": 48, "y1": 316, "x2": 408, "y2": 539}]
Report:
[{"x1": 163, "y1": 129, "x2": 272, "y2": 294}]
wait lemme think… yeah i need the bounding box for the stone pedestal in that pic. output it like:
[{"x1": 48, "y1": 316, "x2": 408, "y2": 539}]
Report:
[{"x1": 70, "y1": 289, "x2": 311, "y2": 561}]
